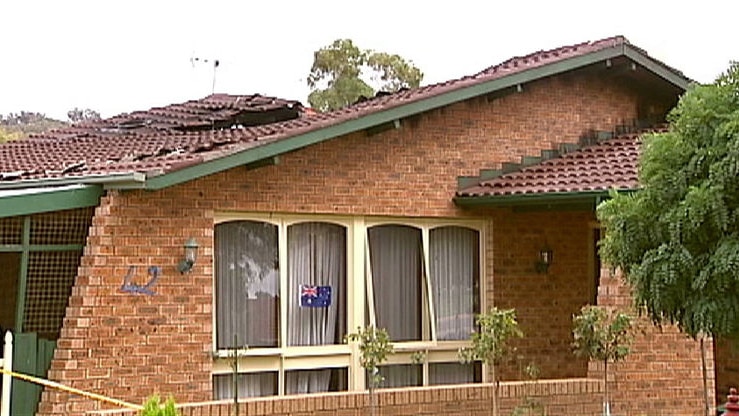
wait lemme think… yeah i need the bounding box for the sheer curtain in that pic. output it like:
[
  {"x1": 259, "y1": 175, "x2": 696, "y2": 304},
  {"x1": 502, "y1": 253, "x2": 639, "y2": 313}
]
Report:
[
  {"x1": 430, "y1": 226, "x2": 479, "y2": 341},
  {"x1": 213, "y1": 373, "x2": 276, "y2": 399},
  {"x1": 216, "y1": 221, "x2": 279, "y2": 350},
  {"x1": 286, "y1": 222, "x2": 346, "y2": 393},
  {"x1": 429, "y1": 363, "x2": 475, "y2": 385},
  {"x1": 378, "y1": 365, "x2": 421, "y2": 388},
  {"x1": 368, "y1": 225, "x2": 422, "y2": 341}
]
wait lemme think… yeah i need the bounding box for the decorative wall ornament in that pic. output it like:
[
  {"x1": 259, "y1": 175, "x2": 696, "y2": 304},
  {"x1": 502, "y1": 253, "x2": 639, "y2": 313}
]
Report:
[{"x1": 120, "y1": 266, "x2": 161, "y2": 295}]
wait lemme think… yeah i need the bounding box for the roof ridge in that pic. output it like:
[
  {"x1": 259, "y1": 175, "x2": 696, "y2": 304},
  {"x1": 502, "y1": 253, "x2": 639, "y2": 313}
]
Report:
[
  {"x1": 472, "y1": 35, "x2": 629, "y2": 79},
  {"x1": 337, "y1": 34, "x2": 656, "y2": 114}
]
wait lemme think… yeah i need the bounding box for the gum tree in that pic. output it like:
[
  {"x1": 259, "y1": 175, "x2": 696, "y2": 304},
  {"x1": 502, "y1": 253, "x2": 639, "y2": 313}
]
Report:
[{"x1": 307, "y1": 39, "x2": 423, "y2": 111}]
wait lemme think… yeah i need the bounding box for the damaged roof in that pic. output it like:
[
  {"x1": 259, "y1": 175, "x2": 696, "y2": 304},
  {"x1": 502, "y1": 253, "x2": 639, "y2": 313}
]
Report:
[
  {"x1": 0, "y1": 94, "x2": 308, "y2": 184},
  {"x1": 0, "y1": 35, "x2": 691, "y2": 190}
]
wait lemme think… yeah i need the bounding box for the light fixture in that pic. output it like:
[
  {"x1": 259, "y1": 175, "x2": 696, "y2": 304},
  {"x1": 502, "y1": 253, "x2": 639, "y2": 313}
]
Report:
[
  {"x1": 178, "y1": 238, "x2": 199, "y2": 274},
  {"x1": 535, "y1": 247, "x2": 553, "y2": 274}
]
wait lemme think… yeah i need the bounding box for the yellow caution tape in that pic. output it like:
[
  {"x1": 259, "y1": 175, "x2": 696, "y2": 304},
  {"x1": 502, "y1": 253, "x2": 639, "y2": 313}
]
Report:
[{"x1": 0, "y1": 367, "x2": 143, "y2": 410}]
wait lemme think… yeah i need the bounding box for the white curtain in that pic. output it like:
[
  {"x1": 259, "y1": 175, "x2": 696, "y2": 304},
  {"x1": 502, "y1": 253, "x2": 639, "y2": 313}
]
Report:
[
  {"x1": 286, "y1": 222, "x2": 346, "y2": 393},
  {"x1": 368, "y1": 225, "x2": 422, "y2": 342},
  {"x1": 430, "y1": 226, "x2": 479, "y2": 341},
  {"x1": 429, "y1": 363, "x2": 475, "y2": 385},
  {"x1": 285, "y1": 369, "x2": 337, "y2": 395},
  {"x1": 215, "y1": 220, "x2": 280, "y2": 349},
  {"x1": 378, "y1": 365, "x2": 421, "y2": 388},
  {"x1": 213, "y1": 373, "x2": 276, "y2": 399}
]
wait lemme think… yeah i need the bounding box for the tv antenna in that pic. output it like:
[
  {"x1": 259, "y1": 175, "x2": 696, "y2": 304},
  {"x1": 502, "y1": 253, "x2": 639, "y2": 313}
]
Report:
[{"x1": 190, "y1": 55, "x2": 220, "y2": 94}]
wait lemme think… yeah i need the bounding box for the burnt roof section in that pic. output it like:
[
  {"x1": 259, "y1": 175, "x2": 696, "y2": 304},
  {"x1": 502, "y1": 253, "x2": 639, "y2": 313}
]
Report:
[
  {"x1": 0, "y1": 94, "x2": 305, "y2": 182},
  {"x1": 40, "y1": 93, "x2": 303, "y2": 134},
  {"x1": 456, "y1": 126, "x2": 668, "y2": 199},
  {"x1": 0, "y1": 36, "x2": 690, "y2": 189}
]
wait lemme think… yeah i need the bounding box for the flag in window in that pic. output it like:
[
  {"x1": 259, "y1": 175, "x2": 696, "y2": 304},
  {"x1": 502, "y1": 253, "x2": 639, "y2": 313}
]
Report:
[{"x1": 300, "y1": 285, "x2": 332, "y2": 308}]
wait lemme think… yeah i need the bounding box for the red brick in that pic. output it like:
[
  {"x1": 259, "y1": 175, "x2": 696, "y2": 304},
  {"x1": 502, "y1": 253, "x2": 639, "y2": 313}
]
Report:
[{"x1": 41, "y1": 70, "x2": 694, "y2": 416}]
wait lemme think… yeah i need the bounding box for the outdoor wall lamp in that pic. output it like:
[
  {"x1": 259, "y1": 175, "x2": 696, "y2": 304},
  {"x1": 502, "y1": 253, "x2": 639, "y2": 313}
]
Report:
[
  {"x1": 178, "y1": 237, "x2": 199, "y2": 274},
  {"x1": 535, "y1": 248, "x2": 553, "y2": 274}
]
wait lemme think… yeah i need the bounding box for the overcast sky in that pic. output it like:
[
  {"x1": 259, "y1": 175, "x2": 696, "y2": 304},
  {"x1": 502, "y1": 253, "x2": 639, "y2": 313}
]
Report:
[{"x1": 1, "y1": 0, "x2": 736, "y2": 121}]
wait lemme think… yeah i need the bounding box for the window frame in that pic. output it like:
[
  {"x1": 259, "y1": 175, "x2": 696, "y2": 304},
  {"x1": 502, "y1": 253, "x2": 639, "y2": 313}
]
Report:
[{"x1": 212, "y1": 213, "x2": 485, "y2": 395}]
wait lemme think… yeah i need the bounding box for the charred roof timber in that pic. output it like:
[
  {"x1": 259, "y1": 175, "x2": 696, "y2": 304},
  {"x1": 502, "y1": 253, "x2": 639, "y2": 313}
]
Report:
[{"x1": 98, "y1": 94, "x2": 304, "y2": 134}]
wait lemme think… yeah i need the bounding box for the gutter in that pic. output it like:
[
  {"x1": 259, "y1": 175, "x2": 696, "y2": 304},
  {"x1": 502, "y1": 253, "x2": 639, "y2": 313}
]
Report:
[
  {"x1": 0, "y1": 172, "x2": 146, "y2": 191},
  {"x1": 453, "y1": 189, "x2": 636, "y2": 208}
]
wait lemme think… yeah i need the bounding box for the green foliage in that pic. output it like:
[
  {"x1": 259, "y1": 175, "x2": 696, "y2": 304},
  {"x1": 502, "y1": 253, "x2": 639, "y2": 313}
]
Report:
[
  {"x1": 597, "y1": 62, "x2": 739, "y2": 338},
  {"x1": 0, "y1": 127, "x2": 22, "y2": 143},
  {"x1": 459, "y1": 308, "x2": 522, "y2": 416},
  {"x1": 459, "y1": 307, "x2": 523, "y2": 366},
  {"x1": 345, "y1": 325, "x2": 394, "y2": 389},
  {"x1": 572, "y1": 306, "x2": 633, "y2": 416},
  {"x1": 572, "y1": 306, "x2": 634, "y2": 364},
  {"x1": 410, "y1": 350, "x2": 427, "y2": 365},
  {"x1": 307, "y1": 39, "x2": 423, "y2": 111},
  {"x1": 0, "y1": 111, "x2": 67, "y2": 139},
  {"x1": 512, "y1": 359, "x2": 545, "y2": 416},
  {"x1": 140, "y1": 395, "x2": 179, "y2": 416}
]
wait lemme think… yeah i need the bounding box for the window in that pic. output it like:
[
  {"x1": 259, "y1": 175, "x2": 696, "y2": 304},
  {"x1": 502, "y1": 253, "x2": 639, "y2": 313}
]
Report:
[
  {"x1": 287, "y1": 222, "x2": 346, "y2": 347},
  {"x1": 430, "y1": 226, "x2": 479, "y2": 341},
  {"x1": 215, "y1": 220, "x2": 280, "y2": 349},
  {"x1": 213, "y1": 215, "x2": 482, "y2": 398},
  {"x1": 368, "y1": 225, "x2": 423, "y2": 341}
]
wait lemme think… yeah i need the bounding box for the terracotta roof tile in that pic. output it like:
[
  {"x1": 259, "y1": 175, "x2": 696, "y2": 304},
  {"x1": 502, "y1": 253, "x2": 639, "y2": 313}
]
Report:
[
  {"x1": 456, "y1": 126, "x2": 667, "y2": 198},
  {"x1": 0, "y1": 36, "x2": 684, "y2": 185}
]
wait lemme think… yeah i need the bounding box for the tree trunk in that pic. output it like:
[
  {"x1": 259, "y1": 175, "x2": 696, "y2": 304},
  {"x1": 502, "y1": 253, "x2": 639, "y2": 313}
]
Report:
[
  {"x1": 701, "y1": 336, "x2": 709, "y2": 416},
  {"x1": 603, "y1": 358, "x2": 610, "y2": 416},
  {"x1": 492, "y1": 363, "x2": 498, "y2": 416},
  {"x1": 369, "y1": 384, "x2": 377, "y2": 416}
]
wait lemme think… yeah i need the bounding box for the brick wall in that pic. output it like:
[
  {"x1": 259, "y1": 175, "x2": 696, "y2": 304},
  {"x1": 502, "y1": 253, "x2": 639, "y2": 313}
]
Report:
[
  {"x1": 87, "y1": 379, "x2": 603, "y2": 416},
  {"x1": 490, "y1": 209, "x2": 595, "y2": 380},
  {"x1": 592, "y1": 269, "x2": 715, "y2": 416},
  {"x1": 37, "y1": 71, "x2": 643, "y2": 414}
]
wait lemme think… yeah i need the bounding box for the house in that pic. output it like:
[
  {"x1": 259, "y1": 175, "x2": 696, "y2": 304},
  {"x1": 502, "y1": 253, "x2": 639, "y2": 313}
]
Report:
[{"x1": 0, "y1": 35, "x2": 723, "y2": 415}]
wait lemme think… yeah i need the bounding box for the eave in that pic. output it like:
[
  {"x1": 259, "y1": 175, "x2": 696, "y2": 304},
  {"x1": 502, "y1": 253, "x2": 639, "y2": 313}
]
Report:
[
  {"x1": 453, "y1": 189, "x2": 636, "y2": 210},
  {"x1": 0, "y1": 184, "x2": 103, "y2": 218}
]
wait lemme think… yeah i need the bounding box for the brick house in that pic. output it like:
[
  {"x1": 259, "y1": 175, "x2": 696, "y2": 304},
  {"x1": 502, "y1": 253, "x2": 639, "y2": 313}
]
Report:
[{"x1": 0, "y1": 36, "x2": 722, "y2": 415}]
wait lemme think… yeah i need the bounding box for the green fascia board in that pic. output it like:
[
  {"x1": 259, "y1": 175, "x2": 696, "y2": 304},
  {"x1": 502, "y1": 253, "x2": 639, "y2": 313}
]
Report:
[
  {"x1": 457, "y1": 176, "x2": 482, "y2": 189},
  {"x1": 0, "y1": 184, "x2": 103, "y2": 218},
  {"x1": 0, "y1": 173, "x2": 145, "y2": 191},
  {"x1": 0, "y1": 244, "x2": 84, "y2": 253},
  {"x1": 142, "y1": 47, "x2": 647, "y2": 190},
  {"x1": 622, "y1": 45, "x2": 693, "y2": 89},
  {"x1": 453, "y1": 189, "x2": 636, "y2": 207}
]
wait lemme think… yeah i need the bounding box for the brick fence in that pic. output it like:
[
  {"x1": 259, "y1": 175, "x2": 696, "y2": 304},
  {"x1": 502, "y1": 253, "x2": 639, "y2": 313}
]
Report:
[{"x1": 88, "y1": 378, "x2": 602, "y2": 416}]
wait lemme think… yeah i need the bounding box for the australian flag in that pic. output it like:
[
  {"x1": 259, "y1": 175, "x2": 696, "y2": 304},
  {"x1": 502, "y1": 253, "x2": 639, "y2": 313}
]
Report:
[{"x1": 300, "y1": 284, "x2": 332, "y2": 308}]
